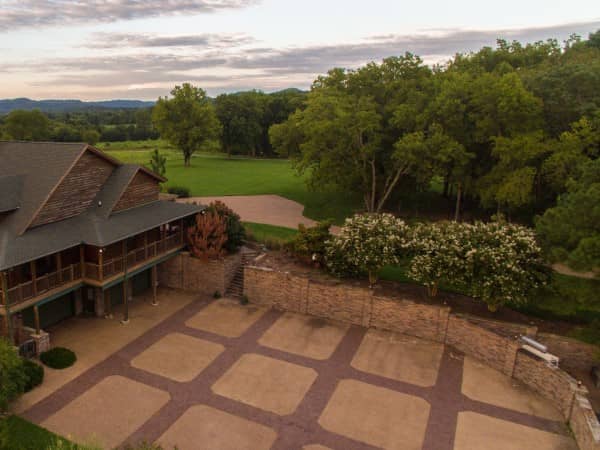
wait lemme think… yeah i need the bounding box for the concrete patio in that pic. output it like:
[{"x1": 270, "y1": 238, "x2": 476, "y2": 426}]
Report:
[{"x1": 19, "y1": 292, "x2": 577, "y2": 450}]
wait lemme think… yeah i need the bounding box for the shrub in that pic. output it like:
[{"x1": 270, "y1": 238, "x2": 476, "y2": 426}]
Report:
[
  {"x1": 187, "y1": 211, "x2": 228, "y2": 259},
  {"x1": 213, "y1": 290, "x2": 222, "y2": 299},
  {"x1": 40, "y1": 347, "x2": 77, "y2": 369},
  {"x1": 240, "y1": 295, "x2": 249, "y2": 305},
  {"x1": 207, "y1": 201, "x2": 246, "y2": 253},
  {"x1": 167, "y1": 185, "x2": 190, "y2": 198},
  {"x1": 0, "y1": 339, "x2": 27, "y2": 411},
  {"x1": 465, "y1": 220, "x2": 548, "y2": 311},
  {"x1": 326, "y1": 213, "x2": 411, "y2": 285},
  {"x1": 22, "y1": 359, "x2": 44, "y2": 392},
  {"x1": 286, "y1": 221, "x2": 332, "y2": 266},
  {"x1": 408, "y1": 221, "x2": 471, "y2": 297}
]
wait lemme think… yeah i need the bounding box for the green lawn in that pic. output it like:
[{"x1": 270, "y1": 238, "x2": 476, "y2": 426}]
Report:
[
  {"x1": 244, "y1": 222, "x2": 299, "y2": 249},
  {"x1": 0, "y1": 415, "x2": 81, "y2": 450},
  {"x1": 100, "y1": 140, "x2": 360, "y2": 224}
]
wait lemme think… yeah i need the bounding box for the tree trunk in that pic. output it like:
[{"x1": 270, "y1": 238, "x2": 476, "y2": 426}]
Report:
[{"x1": 454, "y1": 183, "x2": 462, "y2": 222}]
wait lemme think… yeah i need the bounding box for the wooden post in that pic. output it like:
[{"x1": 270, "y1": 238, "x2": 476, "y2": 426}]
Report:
[
  {"x1": 144, "y1": 232, "x2": 148, "y2": 260},
  {"x1": 105, "y1": 289, "x2": 112, "y2": 318},
  {"x1": 30, "y1": 261, "x2": 37, "y2": 296},
  {"x1": 33, "y1": 305, "x2": 40, "y2": 335},
  {"x1": 1, "y1": 272, "x2": 13, "y2": 344},
  {"x1": 79, "y1": 245, "x2": 85, "y2": 278},
  {"x1": 180, "y1": 219, "x2": 184, "y2": 244},
  {"x1": 151, "y1": 265, "x2": 158, "y2": 306},
  {"x1": 98, "y1": 248, "x2": 104, "y2": 281},
  {"x1": 56, "y1": 252, "x2": 63, "y2": 283},
  {"x1": 122, "y1": 241, "x2": 127, "y2": 269}
]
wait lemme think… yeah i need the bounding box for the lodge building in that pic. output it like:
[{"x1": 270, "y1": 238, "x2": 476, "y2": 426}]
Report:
[{"x1": 0, "y1": 141, "x2": 202, "y2": 355}]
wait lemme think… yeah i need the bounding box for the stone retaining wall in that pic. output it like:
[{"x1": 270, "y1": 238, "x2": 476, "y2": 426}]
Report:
[
  {"x1": 243, "y1": 264, "x2": 600, "y2": 450},
  {"x1": 158, "y1": 252, "x2": 242, "y2": 297}
]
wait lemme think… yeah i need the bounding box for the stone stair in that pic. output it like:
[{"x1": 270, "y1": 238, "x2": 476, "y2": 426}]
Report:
[{"x1": 225, "y1": 247, "x2": 260, "y2": 299}]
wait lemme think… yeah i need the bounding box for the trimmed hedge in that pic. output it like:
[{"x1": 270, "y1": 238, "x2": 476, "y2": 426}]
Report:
[
  {"x1": 22, "y1": 359, "x2": 44, "y2": 392},
  {"x1": 167, "y1": 185, "x2": 190, "y2": 198},
  {"x1": 40, "y1": 347, "x2": 76, "y2": 370}
]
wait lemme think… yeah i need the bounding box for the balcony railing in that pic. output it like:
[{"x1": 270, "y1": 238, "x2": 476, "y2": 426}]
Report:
[
  {"x1": 1, "y1": 233, "x2": 184, "y2": 308},
  {"x1": 84, "y1": 233, "x2": 183, "y2": 282},
  {"x1": 3, "y1": 264, "x2": 82, "y2": 307}
]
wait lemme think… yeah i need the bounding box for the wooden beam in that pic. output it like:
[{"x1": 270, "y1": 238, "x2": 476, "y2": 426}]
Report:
[
  {"x1": 79, "y1": 245, "x2": 85, "y2": 277},
  {"x1": 1, "y1": 272, "x2": 13, "y2": 344},
  {"x1": 0, "y1": 271, "x2": 7, "y2": 306},
  {"x1": 151, "y1": 265, "x2": 158, "y2": 306},
  {"x1": 98, "y1": 248, "x2": 104, "y2": 281},
  {"x1": 33, "y1": 305, "x2": 40, "y2": 335},
  {"x1": 56, "y1": 252, "x2": 63, "y2": 283},
  {"x1": 144, "y1": 232, "x2": 148, "y2": 259},
  {"x1": 30, "y1": 261, "x2": 37, "y2": 296}
]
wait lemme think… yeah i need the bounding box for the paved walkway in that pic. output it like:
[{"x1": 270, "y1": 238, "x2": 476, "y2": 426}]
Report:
[
  {"x1": 179, "y1": 195, "x2": 341, "y2": 233},
  {"x1": 21, "y1": 295, "x2": 576, "y2": 450}
]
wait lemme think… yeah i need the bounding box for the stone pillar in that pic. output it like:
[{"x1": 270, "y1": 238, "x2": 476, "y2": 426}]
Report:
[
  {"x1": 32, "y1": 330, "x2": 50, "y2": 355},
  {"x1": 104, "y1": 289, "x2": 112, "y2": 318},
  {"x1": 94, "y1": 287, "x2": 105, "y2": 317},
  {"x1": 74, "y1": 288, "x2": 83, "y2": 316}
]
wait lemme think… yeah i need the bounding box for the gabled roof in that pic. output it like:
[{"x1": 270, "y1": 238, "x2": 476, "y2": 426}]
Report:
[
  {"x1": 0, "y1": 174, "x2": 24, "y2": 213},
  {"x1": 0, "y1": 141, "x2": 201, "y2": 271}
]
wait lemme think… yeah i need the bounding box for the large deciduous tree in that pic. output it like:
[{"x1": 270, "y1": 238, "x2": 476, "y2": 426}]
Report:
[
  {"x1": 3, "y1": 109, "x2": 50, "y2": 141},
  {"x1": 152, "y1": 84, "x2": 221, "y2": 167}
]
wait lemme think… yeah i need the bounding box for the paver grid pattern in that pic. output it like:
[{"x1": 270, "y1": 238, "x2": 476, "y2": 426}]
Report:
[{"x1": 23, "y1": 297, "x2": 573, "y2": 450}]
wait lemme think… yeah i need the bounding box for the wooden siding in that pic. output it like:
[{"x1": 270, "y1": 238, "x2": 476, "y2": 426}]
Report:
[
  {"x1": 30, "y1": 151, "x2": 114, "y2": 228},
  {"x1": 112, "y1": 171, "x2": 159, "y2": 213}
]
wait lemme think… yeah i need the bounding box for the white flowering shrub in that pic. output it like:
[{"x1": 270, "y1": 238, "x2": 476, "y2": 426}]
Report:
[
  {"x1": 326, "y1": 213, "x2": 411, "y2": 285},
  {"x1": 409, "y1": 219, "x2": 548, "y2": 311},
  {"x1": 465, "y1": 221, "x2": 548, "y2": 311},
  {"x1": 408, "y1": 221, "x2": 471, "y2": 297}
]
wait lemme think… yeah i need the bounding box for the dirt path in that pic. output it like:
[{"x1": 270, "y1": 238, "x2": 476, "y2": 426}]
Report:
[{"x1": 180, "y1": 195, "x2": 341, "y2": 233}]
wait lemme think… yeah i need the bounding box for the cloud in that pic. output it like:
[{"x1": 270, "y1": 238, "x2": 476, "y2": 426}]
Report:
[
  {"x1": 85, "y1": 32, "x2": 255, "y2": 49},
  {"x1": 4, "y1": 20, "x2": 599, "y2": 99},
  {"x1": 0, "y1": 0, "x2": 257, "y2": 31}
]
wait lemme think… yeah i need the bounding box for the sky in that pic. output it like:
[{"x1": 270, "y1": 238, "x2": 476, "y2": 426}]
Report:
[{"x1": 0, "y1": 0, "x2": 599, "y2": 100}]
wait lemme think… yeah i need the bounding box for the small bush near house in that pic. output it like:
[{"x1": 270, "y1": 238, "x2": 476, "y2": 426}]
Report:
[
  {"x1": 40, "y1": 347, "x2": 77, "y2": 370},
  {"x1": 22, "y1": 359, "x2": 44, "y2": 392},
  {"x1": 240, "y1": 295, "x2": 249, "y2": 305},
  {"x1": 207, "y1": 201, "x2": 246, "y2": 252},
  {"x1": 286, "y1": 221, "x2": 332, "y2": 266},
  {"x1": 187, "y1": 211, "x2": 228, "y2": 259},
  {"x1": 213, "y1": 290, "x2": 222, "y2": 299},
  {"x1": 167, "y1": 185, "x2": 190, "y2": 198},
  {"x1": 0, "y1": 339, "x2": 27, "y2": 411}
]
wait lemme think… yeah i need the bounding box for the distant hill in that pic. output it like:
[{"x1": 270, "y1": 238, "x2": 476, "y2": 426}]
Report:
[{"x1": 0, "y1": 98, "x2": 155, "y2": 114}]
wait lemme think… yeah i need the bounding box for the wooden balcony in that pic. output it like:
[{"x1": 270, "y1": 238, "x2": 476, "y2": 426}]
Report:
[
  {"x1": 1, "y1": 232, "x2": 184, "y2": 310},
  {"x1": 84, "y1": 232, "x2": 183, "y2": 283},
  {"x1": 2, "y1": 264, "x2": 82, "y2": 308}
]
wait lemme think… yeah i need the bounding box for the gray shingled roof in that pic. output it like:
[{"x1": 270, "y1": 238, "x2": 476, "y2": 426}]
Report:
[
  {"x1": 0, "y1": 141, "x2": 204, "y2": 271},
  {"x1": 0, "y1": 175, "x2": 24, "y2": 213},
  {"x1": 0, "y1": 200, "x2": 202, "y2": 270}
]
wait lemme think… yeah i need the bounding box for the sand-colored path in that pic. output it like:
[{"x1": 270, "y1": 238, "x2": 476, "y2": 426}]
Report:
[{"x1": 180, "y1": 195, "x2": 341, "y2": 233}]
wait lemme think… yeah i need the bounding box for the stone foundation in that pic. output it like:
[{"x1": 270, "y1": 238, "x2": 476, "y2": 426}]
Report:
[
  {"x1": 243, "y1": 264, "x2": 600, "y2": 450},
  {"x1": 158, "y1": 252, "x2": 242, "y2": 297}
]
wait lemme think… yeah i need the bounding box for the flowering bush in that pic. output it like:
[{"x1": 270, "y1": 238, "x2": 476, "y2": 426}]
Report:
[
  {"x1": 465, "y1": 221, "x2": 548, "y2": 311},
  {"x1": 409, "y1": 220, "x2": 548, "y2": 311},
  {"x1": 408, "y1": 221, "x2": 470, "y2": 297},
  {"x1": 326, "y1": 213, "x2": 410, "y2": 285}
]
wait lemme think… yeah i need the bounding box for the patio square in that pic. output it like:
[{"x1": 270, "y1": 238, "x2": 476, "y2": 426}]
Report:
[
  {"x1": 131, "y1": 332, "x2": 224, "y2": 382},
  {"x1": 462, "y1": 356, "x2": 563, "y2": 420},
  {"x1": 41, "y1": 375, "x2": 170, "y2": 449},
  {"x1": 454, "y1": 412, "x2": 576, "y2": 450},
  {"x1": 351, "y1": 329, "x2": 444, "y2": 386},
  {"x1": 185, "y1": 299, "x2": 267, "y2": 337},
  {"x1": 212, "y1": 353, "x2": 317, "y2": 415},
  {"x1": 157, "y1": 405, "x2": 277, "y2": 450},
  {"x1": 319, "y1": 379, "x2": 430, "y2": 450},
  {"x1": 259, "y1": 312, "x2": 349, "y2": 359}
]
